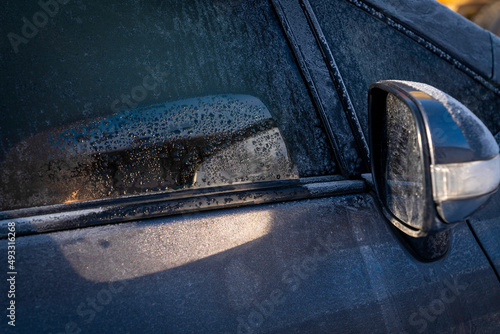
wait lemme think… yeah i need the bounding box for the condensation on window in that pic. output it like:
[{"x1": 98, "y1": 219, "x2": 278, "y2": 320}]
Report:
[
  {"x1": 0, "y1": 95, "x2": 298, "y2": 209},
  {"x1": 0, "y1": 0, "x2": 337, "y2": 211}
]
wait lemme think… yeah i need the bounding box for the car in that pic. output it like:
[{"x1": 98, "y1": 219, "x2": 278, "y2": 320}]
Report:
[{"x1": 1, "y1": 0, "x2": 500, "y2": 333}]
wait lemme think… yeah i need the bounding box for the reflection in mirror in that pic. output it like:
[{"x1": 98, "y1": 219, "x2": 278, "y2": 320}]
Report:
[
  {"x1": 382, "y1": 93, "x2": 425, "y2": 229},
  {"x1": 0, "y1": 95, "x2": 297, "y2": 210},
  {"x1": 195, "y1": 128, "x2": 294, "y2": 186}
]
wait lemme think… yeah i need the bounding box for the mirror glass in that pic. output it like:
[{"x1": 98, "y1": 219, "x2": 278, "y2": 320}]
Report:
[{"x1": 381, "y1": 93, "x2": 425, "y2": 229}]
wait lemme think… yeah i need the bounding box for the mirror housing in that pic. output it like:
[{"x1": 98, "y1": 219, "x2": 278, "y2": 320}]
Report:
[{"x1": 369, "y1": 80, "x2": 500, "y2": 240}]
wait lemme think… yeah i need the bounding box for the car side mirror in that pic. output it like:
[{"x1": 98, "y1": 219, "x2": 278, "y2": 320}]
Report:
[{"x1": 369, "y1": 80, "x2": 500, "y2": 259}]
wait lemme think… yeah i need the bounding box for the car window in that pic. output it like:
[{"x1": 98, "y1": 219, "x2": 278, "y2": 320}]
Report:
[{"x1": 0, "y1": 0, "x2": 338, "y2": 210}]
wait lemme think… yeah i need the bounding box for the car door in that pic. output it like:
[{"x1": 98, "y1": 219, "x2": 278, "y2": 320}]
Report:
[
  {"x1": 1, "y1": 1, "x2": 500, "y2": 334},
  {"x1": 303, "y1": 0, "x2": 500, "y2": 291}
]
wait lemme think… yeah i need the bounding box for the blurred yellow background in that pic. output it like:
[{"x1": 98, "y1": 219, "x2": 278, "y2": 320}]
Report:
[
  {"x1": 437, "y1": 0, "x2": 500, "y2": 35},
  {"x1": 438, "y1": 0, "x2": 489, "y2": 15}
]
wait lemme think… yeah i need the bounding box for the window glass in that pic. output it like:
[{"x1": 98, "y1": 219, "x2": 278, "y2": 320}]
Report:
[{"x1": 0, "y1": 0, "x2": 337, "y2": 210}]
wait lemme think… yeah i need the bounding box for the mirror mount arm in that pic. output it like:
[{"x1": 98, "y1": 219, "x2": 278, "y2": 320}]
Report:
[{"x1": 400, "y1": 229, "x2": 451, "y2": 262}]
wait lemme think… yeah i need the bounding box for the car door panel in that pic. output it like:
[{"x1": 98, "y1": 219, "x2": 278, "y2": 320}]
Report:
[
  {"x1": 307, "y1": 0, "x2": 500, "y2": 142},
  {"x1": 3, "y1": 191, "x2": 500, "y2": 333},
  {"x1": 468, "y1": 190, "x2": 500, "y2": 277},
  {"x1": 346, "y1": 0, "x2": 494, "y2": 79}
]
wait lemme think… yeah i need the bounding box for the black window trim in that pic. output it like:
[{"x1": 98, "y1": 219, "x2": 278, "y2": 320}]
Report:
[
  {"x1": 272, "y1": 0, "x2": 369, "y2": 178},
  {"x1": 0, "y1": 175, "x2": 365, "y2": 238}
]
